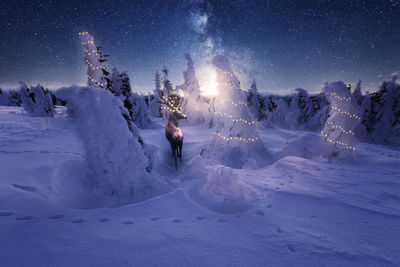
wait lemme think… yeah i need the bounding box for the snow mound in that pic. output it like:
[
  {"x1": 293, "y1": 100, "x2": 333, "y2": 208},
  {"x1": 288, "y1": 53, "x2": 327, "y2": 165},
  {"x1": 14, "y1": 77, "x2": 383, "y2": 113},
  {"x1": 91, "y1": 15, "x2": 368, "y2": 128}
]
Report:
[
  {"x1": 280, "y1": 132, "x2": 332, "y2": 159},
  {"x1": 190, "y1": 166, "x2": 257, "y2": 214},
  {"x1": 57, "y1": 86, "x2": 170, "y2": 206}
]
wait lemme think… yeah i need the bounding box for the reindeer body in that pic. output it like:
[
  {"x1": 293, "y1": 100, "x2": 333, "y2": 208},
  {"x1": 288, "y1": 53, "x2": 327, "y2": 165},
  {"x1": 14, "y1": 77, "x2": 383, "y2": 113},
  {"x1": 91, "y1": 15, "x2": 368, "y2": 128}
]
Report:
[
  {"x1": 165, "y1": 115, "x2": 184, "y2": 169},
  {"x1": 159, "y1": 95, "x2": 187, "y2": 170}
]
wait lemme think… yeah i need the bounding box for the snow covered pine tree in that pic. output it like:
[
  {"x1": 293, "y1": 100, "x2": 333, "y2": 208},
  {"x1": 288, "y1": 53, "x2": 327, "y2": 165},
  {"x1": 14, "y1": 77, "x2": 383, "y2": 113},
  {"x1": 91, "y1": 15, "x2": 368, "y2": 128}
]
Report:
[
  {"x1": 19, "y1": 83, "x2": 55, "y2": 117},
  {"x1": 177, "y1": 53, "x2": 207, "y2": 125},
  {"x1": 321, "y1": 81, "x2": 361, "y2": 161},
  {"x1": 201, "y1": 55, "x2": 270, "y2": 168}
]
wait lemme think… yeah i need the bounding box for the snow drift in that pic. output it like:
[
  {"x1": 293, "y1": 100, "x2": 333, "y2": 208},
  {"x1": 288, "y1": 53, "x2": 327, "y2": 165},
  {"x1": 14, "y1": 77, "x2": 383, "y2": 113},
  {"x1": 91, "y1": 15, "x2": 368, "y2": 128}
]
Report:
[{"x1": 190, "y1": 166, "x2": 258, "y2": 214}]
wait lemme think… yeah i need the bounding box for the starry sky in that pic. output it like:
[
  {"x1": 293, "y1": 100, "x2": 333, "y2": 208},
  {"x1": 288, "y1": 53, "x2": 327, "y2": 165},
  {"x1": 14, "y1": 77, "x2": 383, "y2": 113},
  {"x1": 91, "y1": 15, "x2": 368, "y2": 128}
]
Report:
[{"x1": 1, "y1": 0, "x2": 400, "y2": 95}]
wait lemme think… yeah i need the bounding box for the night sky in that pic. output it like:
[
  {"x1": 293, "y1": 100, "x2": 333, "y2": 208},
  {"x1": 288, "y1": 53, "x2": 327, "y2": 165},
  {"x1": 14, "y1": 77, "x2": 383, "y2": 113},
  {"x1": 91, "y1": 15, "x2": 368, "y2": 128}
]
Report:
[{"x1": 1, "y1": 0, "x2": 400, "y2": 94}]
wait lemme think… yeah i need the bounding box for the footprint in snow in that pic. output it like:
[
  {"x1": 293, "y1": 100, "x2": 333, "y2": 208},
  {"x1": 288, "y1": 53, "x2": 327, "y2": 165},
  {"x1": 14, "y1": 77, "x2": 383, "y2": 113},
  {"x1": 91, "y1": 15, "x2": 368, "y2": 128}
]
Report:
[
  {"x1": 16, "y1": 216, "x2": 35, "y2": 221},
  {"x1": 122, "y1": 220, "x2": 134, "y2": 225},
  {"x1": 276, "y1": 227, "x2": 283, "y2": 234},
  {"x1": 48, "y1": 214, "x2": 65, "y2": 220},
  {"x1": 70, "y1": 219, "x2": 85, "y2": 224},
  {"x1": 12, "y1": 184, "x2": 37, "y2": 193},
  {"x1": 150, "y1": 217, "x2": 160, "y2": 221},
  {"x1": 0, "y1": 211, "x2": 14, "y2": 217},
  {"x1": 287, "y1": 244, "x2": 296, "y2": 253},
  {"x1": 255, "y1": 210, "x2": 264, "y2": 216},
  {"x1": 99, "y1": 218, "x2": 111, "y2": 222},
  {"x1": 172, "y1": 219, "x2": 182, "y2": 223}
]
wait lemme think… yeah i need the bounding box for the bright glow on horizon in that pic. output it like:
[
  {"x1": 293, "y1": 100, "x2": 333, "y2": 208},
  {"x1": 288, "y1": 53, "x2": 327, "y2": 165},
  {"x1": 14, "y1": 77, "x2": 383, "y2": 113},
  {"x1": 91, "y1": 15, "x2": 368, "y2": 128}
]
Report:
[{"x1": 197, "y1": 66, "x2": 218, "y2": 96}]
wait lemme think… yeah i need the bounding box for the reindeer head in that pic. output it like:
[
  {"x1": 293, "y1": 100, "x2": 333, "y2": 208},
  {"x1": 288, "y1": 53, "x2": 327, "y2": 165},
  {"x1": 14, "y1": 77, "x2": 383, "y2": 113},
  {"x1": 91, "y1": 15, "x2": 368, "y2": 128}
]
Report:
[{"x1": 159, "y1": 94, "x2": 187, "y2": 124}]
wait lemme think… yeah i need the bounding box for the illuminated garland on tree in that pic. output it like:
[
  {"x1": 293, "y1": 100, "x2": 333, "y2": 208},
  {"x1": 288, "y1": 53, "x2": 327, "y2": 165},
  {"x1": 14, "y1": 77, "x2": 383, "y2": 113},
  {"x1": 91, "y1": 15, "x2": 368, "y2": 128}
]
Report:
[
  {"x1": 211, "y1": 62, "x2": 258, "y2": 143},
  {"x1": 78, "y1": 32, "x2": 106, "y2": 88},
  {"x1": 321, "y1": 83, "x2": 360, "y2": 152}
]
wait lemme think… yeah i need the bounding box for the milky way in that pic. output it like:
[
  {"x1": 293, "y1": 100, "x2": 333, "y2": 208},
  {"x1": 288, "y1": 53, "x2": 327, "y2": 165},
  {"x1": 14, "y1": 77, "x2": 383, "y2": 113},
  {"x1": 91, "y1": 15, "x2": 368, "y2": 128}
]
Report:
[{"x1": 1, "y1": 0, "x2": 399, "y2": 94}]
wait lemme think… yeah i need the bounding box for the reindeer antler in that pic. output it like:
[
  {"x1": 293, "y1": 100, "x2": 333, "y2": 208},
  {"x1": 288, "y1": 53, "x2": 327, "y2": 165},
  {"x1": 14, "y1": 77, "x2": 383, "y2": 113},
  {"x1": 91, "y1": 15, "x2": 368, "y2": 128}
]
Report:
[{"x1": 158, "y1": 96, "x2": 187, "y2": 118}]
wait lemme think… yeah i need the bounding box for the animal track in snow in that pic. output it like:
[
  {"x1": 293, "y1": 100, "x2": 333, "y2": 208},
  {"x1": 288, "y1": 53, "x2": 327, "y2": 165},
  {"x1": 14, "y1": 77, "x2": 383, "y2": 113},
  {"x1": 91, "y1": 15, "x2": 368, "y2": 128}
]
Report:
[
  {"x1": 122, "y1": 220, "x2": 134, "y2": 225},
  {"x1": 70, "y1": 219, "x2": 85, "y2": 224},
  {"x1": 287, "y1": 244, "x2": 296, "y2": 253},
  {"x1": 12, "y1": 184, "x2": 37, "y2": 193},
  {"x1": 195, "y1": 216, "x2": 207, "y2": 221},
  {"x1": 150, "y1": 217, "x2": 160, "y2": 221},
  {"x1": 99, "y1": 218, "x2": 111, "y2": 222},
  {"x1": 217, "y1": 218, "x2": 227, "y2": 223},
  {"x1": 255, "y1": 210, "x2": 264, "y2": 216},
  {"x1": 276, "y1": 227, "x2": 283, "y2": 234},
  {"x1": 172, "y1": 219, "x2": 182, "y2": 223},
  {"x1": 0, "y1": 211, "x2": 14, "y2": 217},
  {"x1": 48, "y1": 214, "x2": 65, "y2": 220},
  {"x1": 16, "y1": 216, "x2": 35, "y2": 221}
]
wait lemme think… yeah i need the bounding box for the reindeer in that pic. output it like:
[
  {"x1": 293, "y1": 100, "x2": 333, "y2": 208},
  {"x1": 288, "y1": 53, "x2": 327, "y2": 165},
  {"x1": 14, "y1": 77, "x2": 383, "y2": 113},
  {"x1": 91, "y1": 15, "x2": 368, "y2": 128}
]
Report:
[{"x1": 159, "y1": 95, "x2": 187, "y2": 170}]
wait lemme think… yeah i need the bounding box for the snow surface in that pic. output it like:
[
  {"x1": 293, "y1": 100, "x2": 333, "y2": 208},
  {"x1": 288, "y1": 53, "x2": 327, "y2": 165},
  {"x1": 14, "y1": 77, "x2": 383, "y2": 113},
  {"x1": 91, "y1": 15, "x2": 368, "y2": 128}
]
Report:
[{"x1": 0, "y1": 106, "x2": 400, "y2": 266}]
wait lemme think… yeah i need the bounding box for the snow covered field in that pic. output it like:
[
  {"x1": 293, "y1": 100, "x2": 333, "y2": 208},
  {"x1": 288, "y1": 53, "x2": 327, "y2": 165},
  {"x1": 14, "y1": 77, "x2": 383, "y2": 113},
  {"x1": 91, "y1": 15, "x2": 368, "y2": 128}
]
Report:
[{"x1": 0, "y1": 106, "x2": 400, "y2": 266}]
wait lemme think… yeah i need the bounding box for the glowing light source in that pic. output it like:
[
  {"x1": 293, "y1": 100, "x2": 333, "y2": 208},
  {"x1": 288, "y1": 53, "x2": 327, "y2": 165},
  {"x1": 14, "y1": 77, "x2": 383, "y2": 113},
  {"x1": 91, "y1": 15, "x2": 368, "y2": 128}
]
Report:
[{"x1": 197, "y1": 67, "x2": 218, "y2": 96}]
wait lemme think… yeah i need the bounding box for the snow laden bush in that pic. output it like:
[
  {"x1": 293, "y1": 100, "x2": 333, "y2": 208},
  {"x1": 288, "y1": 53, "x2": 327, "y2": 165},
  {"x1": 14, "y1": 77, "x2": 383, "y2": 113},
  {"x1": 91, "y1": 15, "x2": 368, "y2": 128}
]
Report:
[
  {"x1": 201, "y1": 55, "x2": 271, "y2": 168},
  {"x1": 321, "y1": 81, "x2": 361, "y2": 162},
  {"x1": 280, "y1": 132, "x2": 332, "y2": 159},
  {"x1": 57, "y1": 86, "x2": 169, "y2": 205},
  {"x1": 19, "y1": 83, "x2": 55, "y2": 117},
  {"x1": 194, "y1": 166, "x2": 257, "y2": 213}
]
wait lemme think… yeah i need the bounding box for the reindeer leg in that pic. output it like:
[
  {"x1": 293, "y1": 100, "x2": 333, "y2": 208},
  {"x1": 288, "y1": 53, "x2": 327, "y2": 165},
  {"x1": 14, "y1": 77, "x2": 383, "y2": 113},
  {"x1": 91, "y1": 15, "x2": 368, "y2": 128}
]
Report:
[
  {"x1": 179, "y1": 141, "x2": 183, "y2": 162},
  {"x1": 174, "y1": 149, "x2": 178, "y2": 170}
]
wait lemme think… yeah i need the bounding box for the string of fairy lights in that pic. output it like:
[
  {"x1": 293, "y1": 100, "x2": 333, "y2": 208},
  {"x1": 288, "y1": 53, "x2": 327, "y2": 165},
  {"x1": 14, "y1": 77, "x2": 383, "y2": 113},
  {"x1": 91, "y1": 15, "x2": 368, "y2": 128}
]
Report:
[
  {"x1": 320, "y1": 131, "x2": 356, "y2": 150},
  {"x1": 321, "y1": 92, "x2": 359, "y2": 151},
  {"x1": 330, "y1": 92, "x2": 351, "y2": 102},
  {"x1": 211, "y1": 66, "x2": 258, "y2": 143},
  {"x1": 331, "y1": 106, "x2": 361, "y2": 120},
  {"x1": 79, "y1": 32, "x2": 105, "y2": 88},
  {"x1": 212, "y1": 131, "x2": 258, "y2": 143},
  {"x1": 218, "y1": 98, "x2": 248, "y2": 106},
  {"x1": 325, "y1": 121, "x2": 355, "y2": 136},
  {"x1": 213, "y1": 111, "x2": 256, "y2": 125}
]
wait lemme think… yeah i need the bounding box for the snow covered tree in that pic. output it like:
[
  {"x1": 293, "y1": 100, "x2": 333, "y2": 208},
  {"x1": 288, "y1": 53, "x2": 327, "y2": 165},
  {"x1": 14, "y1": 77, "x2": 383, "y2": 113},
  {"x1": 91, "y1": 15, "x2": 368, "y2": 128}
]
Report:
[
  {"x1": 19, "y1": 83, "x2": 55, "y2": 117},
  {"x1": 321, "y1": 81, "x2": 361, "y2": 161},
  {"x1": 57, "y1": 86, "x2": 168, "y2": 203},
  {"x1": 149, "y1": 70, "x2": 162, "y2": 117},
  {"x1": 7, "y1": 89, "x2": 21, "y2": 106},
  {"x1": 177, "y1": 53, "x2": 207, "y2": 125},
  {"x1": 247, "y1": 79, "x2": 263, "y2": 121},
  {"x1": 162, "y1": 66, "x2": 173, "y2": 98},
  {"x1": 352, "y1": 80, "x2": 363, "y2": 105},
  {"x1": 0, "y1": 89, "x2": 8, "y2": 106},
  {"x1": 365, "y1": 77, "x2": 399, "y2": 145},
  {"x1": 129, "y1": 92, "x2": 152, "y2": 128},
  {"x1": 201, "y1": 55, "x2": 270, "y2": 168},
  {"x1": 78, "y1": 32, "x2": 106, "y2": 88},
  {"x1": 288, "y1": 88, "x2": 315, "y2": 129}
]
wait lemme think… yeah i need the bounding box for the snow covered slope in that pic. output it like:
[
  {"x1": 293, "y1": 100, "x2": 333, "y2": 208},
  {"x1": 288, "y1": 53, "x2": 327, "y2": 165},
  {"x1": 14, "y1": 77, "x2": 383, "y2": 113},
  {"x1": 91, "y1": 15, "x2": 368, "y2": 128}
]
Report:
[{"x1": 0, "y1": 106, "x2": 399, "y2": 266}]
